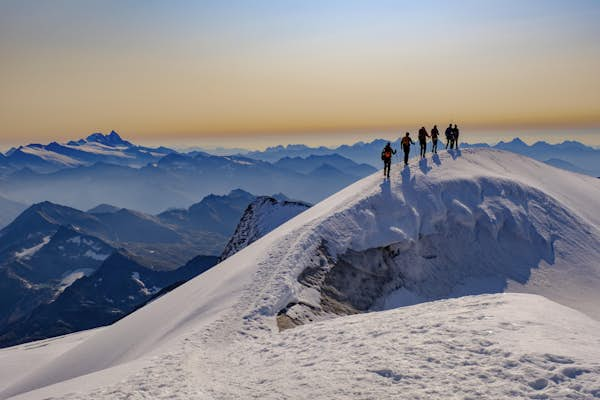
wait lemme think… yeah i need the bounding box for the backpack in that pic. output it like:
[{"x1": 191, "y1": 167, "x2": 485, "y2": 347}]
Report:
[
  {"x1": 382, "y1": 150, "x2": 392, "y2": 160},
  {"x1": 401, "y1": 137, "x2": 411, "y2": 146}
]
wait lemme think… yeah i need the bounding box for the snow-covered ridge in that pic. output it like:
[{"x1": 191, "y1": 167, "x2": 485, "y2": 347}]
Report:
[
  {"x1": 1, "y1": 148, "x2": 600, "y2": 399},
  {"x1": 277, "y1": 154, "x2": 600, "y2": 326},
  {"x1": 1, "y1": 131, "x2": 172, "y2": 173},
  {"x1": 219, "y1": 196, "x2": 311, "y2": 260}
]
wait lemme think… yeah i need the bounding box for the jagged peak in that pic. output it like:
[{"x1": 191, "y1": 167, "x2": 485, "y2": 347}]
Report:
[{"x1": 85, "y1": 131, "x2": 131, "y2": 147}]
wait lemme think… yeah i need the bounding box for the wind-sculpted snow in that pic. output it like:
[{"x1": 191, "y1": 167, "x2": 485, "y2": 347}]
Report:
[
  {"x1": 279, "y1": 163, "x2": 600, "y2": 326},
  {"x1": 1, "y1": 149, "x2": 600, "y2": 399}
]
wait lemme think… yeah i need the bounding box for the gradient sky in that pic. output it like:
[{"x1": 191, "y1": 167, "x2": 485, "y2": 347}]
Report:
[{"x1": 1, "y1": 0, "x2": 599, "y2": 148}]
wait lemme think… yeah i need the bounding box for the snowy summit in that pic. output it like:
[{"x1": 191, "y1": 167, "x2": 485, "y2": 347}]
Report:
[{"x1": 1, "y1": 148, "x2": 600, "y2": 400}]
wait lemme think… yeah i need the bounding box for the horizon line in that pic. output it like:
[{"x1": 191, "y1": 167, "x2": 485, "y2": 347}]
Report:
[{"x1": 2, "y1": 129, "x2": 600, "y2": 154}]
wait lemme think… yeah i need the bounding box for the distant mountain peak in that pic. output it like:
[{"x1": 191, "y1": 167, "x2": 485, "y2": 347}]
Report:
[
  {"x1": 31, "y1": 200, "x2": 55, "y2": 208},
  {"x1": 559, "y1": 140, "x2": 588, "y2": 149},
  {"x1": 98, "y1": 251, "x2": 141, "y2": 272},
  {"x1": 85, "y1": 131, "x2": 131, "y2": 147},
  {"x1": 504, "y1": 137, "x2": 527, "y2": 146},
  {"x1": 14, "y1": 201, "x2": 75, "y2": 223},
  {"x1": 25, "y1": 200, "x2": 65, "y2": 216},
  {"x1": 228, "y1": 188, "x2": 254, "y2": 198},
  {"x1": 87, "y1": 204, "x2": 121, "y2": 214}
]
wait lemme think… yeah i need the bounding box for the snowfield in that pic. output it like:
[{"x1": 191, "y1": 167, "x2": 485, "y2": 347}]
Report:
[
  {"x1": 13, "y1": 236, "x2": 51, "y2": 260},
  {"x1": 18, "y1": 146, "x2": 83, "y2": 167},
  {"x1": 1, "y1": 148, "x2": 599, "y2": 399}
]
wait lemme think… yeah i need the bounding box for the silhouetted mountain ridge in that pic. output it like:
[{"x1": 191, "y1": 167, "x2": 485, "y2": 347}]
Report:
[{"x1": 1, "y1": 137, "x2": 373, "y2": 211}]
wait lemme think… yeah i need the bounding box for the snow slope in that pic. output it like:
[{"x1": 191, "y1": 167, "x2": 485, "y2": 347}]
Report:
[
  {"x1": 0, "y1": 329, "x2": 104, "y2": 395},
  {"x1": 1, "y1": 148, "x2": 600, "y2": 399}
]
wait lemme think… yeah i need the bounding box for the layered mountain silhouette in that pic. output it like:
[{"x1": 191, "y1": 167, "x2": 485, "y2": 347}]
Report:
[
  {"x1": 0, "y1": 189, "x2": 264, "y2": 346},
  {"x1": 2, "y1": 132, "x2": 597, "y2": 220},
  {"x1": 245, "y1": 137, "x2": 600, "y2": 176},
  {"x1": 0, "y1": 131, "x2": 173, "y2": 173},
  {"x1": 462, "y1": 138, "x2": 600, "y2": 176},
  {"x1": 0, "y1": 132, "x2": 376, "y2": 213},
  {"x1": 158, "y1": 188, "x2": 256, "y2": 236},
  {"x1": 0, "y1": 187, "x2": 309, "y2": 348}
]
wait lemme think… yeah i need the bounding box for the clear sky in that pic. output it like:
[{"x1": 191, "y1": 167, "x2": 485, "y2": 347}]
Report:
[{"x1": 1, "y1": 0, "x2": 599, "y2": 148}]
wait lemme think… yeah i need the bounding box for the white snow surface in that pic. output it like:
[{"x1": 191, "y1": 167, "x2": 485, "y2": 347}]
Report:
[
  {"x1": 58, "y1": 269, "x2": 95, "y2": 291},
  {"x1": 13, "y1": 236, "x2": 51, "y2": 260},
  {"x1": 0, "y1": 329, "x2": 105, "y2": 395},
  {"x1": 1, "y1": 149, "x2": 600, "y2": 399},
  {"x1": 63, "y1": 142, "x2": 132, "y2": 158},
  {"x1": 19, "y1": 147, "x2": 82, "y2": 167},
  {"x1": 131, "y1": 272, "x2": 160, "y2": 296},
  {"x1": 82, "y1": 250, "x2": 110, "y2": 261}
]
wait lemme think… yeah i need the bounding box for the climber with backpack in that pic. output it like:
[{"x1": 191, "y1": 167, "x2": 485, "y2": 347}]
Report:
[
  {"x1": 381, "y1": 141, "x2": 397, "y2": 178},
  {"x1": 418, "y1": 126, "x2": 430, "y2": 158},
  {"x1": 453, "y1": 124, "x2": 460, "y2": 148},
  {"x1": 445, "y1": 124, "x2": 454, "y2": 149},
  {"x1": 431, "y1": 125, "x2": 439, "y2": 153},
  {"x1": 401, "y1": 132, "x2": 415, "y2": 166}
]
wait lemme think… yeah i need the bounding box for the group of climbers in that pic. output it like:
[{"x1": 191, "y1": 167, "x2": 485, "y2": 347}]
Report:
[{"x1": 380, "y1": 124, "x2": 460, "y2": 177}]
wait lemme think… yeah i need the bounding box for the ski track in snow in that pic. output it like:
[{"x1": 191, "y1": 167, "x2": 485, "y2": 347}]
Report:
[{"x1": 3, "y1": 149, "x2": 600, "y2": 400}]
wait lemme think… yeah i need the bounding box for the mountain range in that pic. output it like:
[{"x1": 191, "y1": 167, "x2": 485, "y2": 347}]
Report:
[
  {"x1": 1, "y1": 148, "x2": 598, "y2": 399},
  {"x1": 0, "y1": 201, "x2": 208, "y2": 347},
  {"x1": 0, "y1": 132, "x2": 376, "y2": 215},
  {"x1": 0, "y1": 131, "x2": 173, "y2": 174},
  {"x1": 461, "y1": 137, "x2": 600, "y2": 176},
  {"x1": 0, "y1": 190, "x2": 310, "y2": 348},
  {"x1": 2, "y1": 132, "x2": 598, "y2": 227},
  {"x1": 1, "y1": 198, "x2": 225, "y2": 269},
  {"x1": 244, "y1": 139, "x2": 397, "y2": 166},
  {"x1": 0, "y1": 252, "x2": 218, "y2": 348},
  {"x1": 242, "y1": 136, "x2": 600, "y2": 176},
  {"x1": 0, "y1": 191, "x2": 244, "y2": 347}
]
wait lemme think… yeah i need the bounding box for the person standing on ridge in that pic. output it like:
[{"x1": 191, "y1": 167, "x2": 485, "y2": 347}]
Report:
[
  {"x1": 431, "y1": 125, "x2": 439, "y2": 153},
  {"x1": 381, "y1": 142, "x2": 396, "y2": 178},
  {"x1": 401, "y1": 132, "x2": 414, "y2": 166},
  {"x1": 418, "y1": 126, "x2": 430, "y2": 158},
  {"x1": 453, "y1": 124, "x2": 460, "y2": 148},
  {"x1": 445, "y1": 124, "x2": 454, "y2": 149}
]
